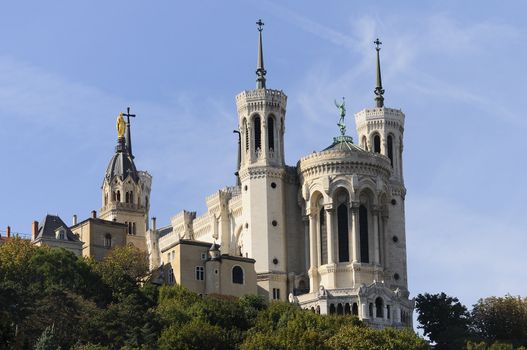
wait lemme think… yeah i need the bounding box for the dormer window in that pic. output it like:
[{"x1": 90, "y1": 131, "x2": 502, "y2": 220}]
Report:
[{"x1": 55, "y1": 228, "x2": 66, "y2": 240}]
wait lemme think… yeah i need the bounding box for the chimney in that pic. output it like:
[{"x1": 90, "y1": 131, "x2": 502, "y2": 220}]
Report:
[
  {"x1": 151, "y1": 217, "x2": 157, "y2": 231},
  {"x1": 91, "y1": 210, "x2": 96, "y2": 219},
  {"x1": 32, "y1": 221, "x2": 38, "y2": 240},
  {"x1": 6, "y1": 226, "x2": 11, "y2": 238},
  {"x1": 72, "y1": 214, "x2": 77, "y2": 225}
]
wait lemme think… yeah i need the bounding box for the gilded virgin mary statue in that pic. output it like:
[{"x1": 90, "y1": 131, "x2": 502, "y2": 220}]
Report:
[{"x1": 116, "y1": 112, "x2": 126, "y2": 138}]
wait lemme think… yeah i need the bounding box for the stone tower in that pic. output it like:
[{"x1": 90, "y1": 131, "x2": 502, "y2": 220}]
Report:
[
  {"x1": 100, "y1": 110, "x2": 152, "y2": 251},
  {"x1": 235, "y1": 20, "x2": 288, "y2": 300},
  {"x1": 354, "y1": 39, "x2": 409, "y2": 294}
]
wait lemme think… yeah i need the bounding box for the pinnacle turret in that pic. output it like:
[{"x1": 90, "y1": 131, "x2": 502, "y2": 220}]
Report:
[{"x1": 374, "y1": 38, "x2": 385, "y2": 108}]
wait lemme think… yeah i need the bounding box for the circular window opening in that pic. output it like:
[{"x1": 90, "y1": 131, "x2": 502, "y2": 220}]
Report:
[
  {"x1": 391, "y1": 199, "x2": 397, "y2": 205},
  {"x1": 394, "y1": 273, "x2": 400, "y2": 281},
  {"x1": 272, "y1": 220, "x2": 278, "y2": 227},
  {"x1": 392, "y1": 235, "x2": 399, "y2": 243},
  {"x1": 272, "y1": 258, "x2": 278, "y2": 265},
  {"x1": 271, "y1": 182, "x2": 277, "y2": 189}
]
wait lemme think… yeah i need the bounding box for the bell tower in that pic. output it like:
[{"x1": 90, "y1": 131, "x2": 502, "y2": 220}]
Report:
[
  {"x1": 100, "y1": 109, "x2": 152, "y2": 252},
  {"x1": 236, "y1": 19, "x2": 288, "y2": 300},
  {"x1": 354, "y1": 39, "x2": 409, "y2": 293}
]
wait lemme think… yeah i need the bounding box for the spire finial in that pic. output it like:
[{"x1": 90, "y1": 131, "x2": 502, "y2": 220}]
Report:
[
  {"x1": 256, "y1": 19, "x2": 267, "y2": 89},
  {"x1": 374, "y1": 38, "x2": 385, "y2": 108},
  {"x1": 334, "y1": 97, "x2": 346, "y2": 136}
]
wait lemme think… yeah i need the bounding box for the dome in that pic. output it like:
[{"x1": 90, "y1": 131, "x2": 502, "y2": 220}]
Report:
[
  {"x1": 104, "y1": 137, "x2": 139, "y2": 183},
  {"x1": 323, "y1": 135, "x2": 366, "y2": 153}
]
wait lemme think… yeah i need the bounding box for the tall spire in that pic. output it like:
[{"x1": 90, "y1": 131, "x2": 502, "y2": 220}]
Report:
[
  {"x1": 374, "y1": 38, "x2": 385, "y2": 108},
  {"x1": 256, "y1": 19, "x2": 267, "y2": 89}
]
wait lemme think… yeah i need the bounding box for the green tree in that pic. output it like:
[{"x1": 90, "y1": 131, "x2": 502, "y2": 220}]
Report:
[
  {"x1": 327, "y1": 325, "x2": 429, "y2": 350},
  {"x1": 34, "y1": 325, "x2": 61, "y2": 350},
  {"x1": 415, "y1": 292, "x2": 471, "y2": 349},
  {"x1": 471, "y1": 295, "x2": 527, "y2": 347},
  {"x1": 158, "y1": 319, "x2": 229, "y2": 350}
]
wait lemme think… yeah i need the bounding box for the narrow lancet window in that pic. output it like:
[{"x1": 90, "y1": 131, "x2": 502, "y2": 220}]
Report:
[
  {"x1": 359, "y1": 205, "x2": 369, "y2": 263},
  {"x1": 374, "y1": 134, "x2": 381, "y2": 153},
  {"x1": 387, "y1": 135, "x2": 394, "y2": 166},
  {"x1": 268, "y1": 116, "x2": 275, "y2": 151},
  {"x1": 254, "y1": 116, "x2": 261, "y2": 152},
  {"x1": 337, "y1": 203, "x2": 349, "y2": 262}
]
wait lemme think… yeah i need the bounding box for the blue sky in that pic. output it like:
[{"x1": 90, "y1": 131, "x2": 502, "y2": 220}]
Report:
[{"x1": 1, "y1": 0, "x2": 526, "y2": 315}]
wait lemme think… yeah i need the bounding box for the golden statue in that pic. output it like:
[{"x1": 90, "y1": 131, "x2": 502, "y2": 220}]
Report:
[{"x1": 116, "y1": 112, "x2": 126, "y2": 138}]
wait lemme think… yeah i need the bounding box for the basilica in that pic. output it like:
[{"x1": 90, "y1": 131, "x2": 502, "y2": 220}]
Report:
[{"x1": 32, "y1": 22, "x2": 414, "y2": 329}]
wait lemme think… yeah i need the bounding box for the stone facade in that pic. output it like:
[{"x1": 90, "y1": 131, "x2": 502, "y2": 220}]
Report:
[{"x1": 144, "y1": 30, "x2": 414, "y2": 328}]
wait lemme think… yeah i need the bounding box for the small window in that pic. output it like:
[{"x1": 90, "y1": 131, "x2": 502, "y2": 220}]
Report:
[
  {"x1": 272, "y1": 288, "x2": 280, "y2": 300},
  {"x1": 132, "y1": 222, "x2": 136, "y2": 235},
  {"x1": 59, "y1": 230, "x2": 65, "y2": 240},
  {"x1": 167, "y1": 268, "x2": 174, "y2": 284},
  {"x1": 200, "y1": 252, "x2": 207, "y2": 260},
  {"x1": 104, "y1": 233, "x2": 111, "y2": 247},
  {"x1": 373, "y1": 134, "x2": 381, "y2": 153},
  {"x1": 232, "y1": 266, "x2": 244, "y2": 284},
  {"x1": 195, "y1": 266, "x2": 204, "y2": 281}
]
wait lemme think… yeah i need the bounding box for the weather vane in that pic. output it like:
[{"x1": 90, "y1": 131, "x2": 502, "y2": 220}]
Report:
[
  {"x1": 334, "y1": 97, "x2": 346, "y2": 136},
  {"x1": 256, "y1": 19, "x2": 264, "y2": 32}
]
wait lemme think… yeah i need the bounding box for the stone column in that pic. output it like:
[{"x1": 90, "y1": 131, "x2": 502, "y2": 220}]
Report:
[
  {"x1": 261, "y1": 118, "x2": 267, "y2": 160},
  {"x1": 325, "y1": 206, "x2": 335, "y2": 264},
  {"x1": 361, "y1": 302, "x2": 369, "y2": 319},
  {"x1": 308, "y1": 212, "x2": 319, "y2": 292},
  {"x1": 303, "y1": 216, "x2": 310, "y2": 272},
  {"x1": 350, "y1": 202, "x2": 360, "y2": 263},
  {"x1": 372, "y1": 206, "x2": 380, "y2": 266}
]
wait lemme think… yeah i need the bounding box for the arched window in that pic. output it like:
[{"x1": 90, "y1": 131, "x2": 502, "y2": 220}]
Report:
[
  {"x1": 359, "y1": 205, "x2": 369, "y2": 263},
  {"x1": 337, "y1": 303, "x2": 343, "y2": 315},
  {"x1": 387, "y1": 135, "x2": 394, "y2": 166},
  {"x1": 387, "y1": 305, "x2": 391, "y2": 319},
  {"x1": 244, "y1": 119, "x2": 249, "y2": 152},
  {"x1": 125, "y1": 192, "x2": 129, "y2": 203},
  {"x1": 329, "y1": 304, "x2": 336, "y2": 315},
  {"x1": 132, "y1": 222, "x2": 136, "y2": 235},
  {"x1": 316, "y1": 305, "x2": 320, "y2": 314},
  {"x1": 337, "y1": 203, "x2": 349, "y2": 262},
  {"x1": 116, "y1": 190, "x2": 121, "y2": 202},
  {"x1": 267, "y1": 116, "x2": 275, "y2": 151},
  {"x1": 104, "y1": 233, "x2": 112, "y2": 247},
  {"x1": 319, "y1": 208, "x2": 328, "y2": 265},
  {"x1": 344, "y1": 303, "x2": 351, "y2": 315},
  {"x1": 373, "y1": 134, "x2": 381, "y2": 153},
  {"x1": 352, "y1": 303, "x2": 359, "y2": 316},
  {"x1": 375, "y1": 297, "x2": 384, "y2": 318},
  {"x1": 369, "y1": 303, "x2": 374, "y2": 318},
  {"x1": 112, "y1": 191, "x2": 116, "y2": 201},
  {"x1": 253, "y1": 116, "x2": 261, "y2": 152},
  {"x1": 130, "y1": 191, "x2": 134, "y2": 204},
  {"x1": 232, "y1": 266, "x2": 244, "y2": 284}
]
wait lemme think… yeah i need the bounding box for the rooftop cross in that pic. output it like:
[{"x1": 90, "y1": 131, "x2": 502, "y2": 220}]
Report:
[
  {"x1": 374, "y1": 38, "x2": 382, "y2": 51},
  {"x1": 256, "y1": 19, "x2": 264, "y2": 32},
  {"x1": 122, "y1": 107, "x2": 136, "y2": 158}
]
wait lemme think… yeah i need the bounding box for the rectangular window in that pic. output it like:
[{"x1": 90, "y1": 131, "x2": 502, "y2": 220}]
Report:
[
  {"x1": 167, "y1": 268, "x2": 174, "y2": 284},
  {"x1": 272, "y1": 288, "x2": 280, "y2": 300},
  {"x1": 200, "y1": 252, "x2": 207, "y2": 260},
  {"x1": 195, "y1": 266, "x2": 204, "y2": 281}
]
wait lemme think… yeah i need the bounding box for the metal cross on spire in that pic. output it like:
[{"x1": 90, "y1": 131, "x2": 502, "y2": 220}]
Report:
[
  {"x1": 374, "y1": 38, "x2": 382, "y2": 51},
  {"x1": 122, "y1": 107, "x2": 136, "y2": 158},
  {"x1": 256, "y1": 19, "x2": 264, "y2": 32}
]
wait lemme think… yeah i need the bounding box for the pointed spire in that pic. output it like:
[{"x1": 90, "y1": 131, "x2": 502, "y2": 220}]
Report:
[
  {"x1": 256, "y1": 19, "x2": 267, "y2": 89},
  {"x1": 374, "y1": 38, "x2": 385, "y2": 108}
]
